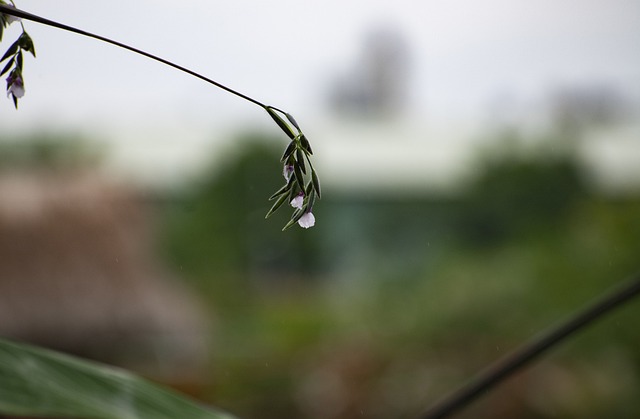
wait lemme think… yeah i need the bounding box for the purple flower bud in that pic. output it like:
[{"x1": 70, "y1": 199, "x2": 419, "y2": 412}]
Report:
[
  {"x1": 283, "y1": 164, "x2": 294, "y2": 182},
  {"x1": 6, "y1": 73, "x2": 25, "y2": 99}
]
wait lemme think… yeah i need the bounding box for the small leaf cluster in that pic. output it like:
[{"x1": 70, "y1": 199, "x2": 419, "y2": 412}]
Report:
[
  {"x1": 264, "y1": 106, "x2": 321, "y2": 230},
  {"x1": 0, "y1": 2, "x2": 35, "y2": 108}
]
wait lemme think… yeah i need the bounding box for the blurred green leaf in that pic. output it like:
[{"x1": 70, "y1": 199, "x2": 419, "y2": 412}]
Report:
[{"x1": 0, "y1": 338, "x2": 237, "y2": 419}]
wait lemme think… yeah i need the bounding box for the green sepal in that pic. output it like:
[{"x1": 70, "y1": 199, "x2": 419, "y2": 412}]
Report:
[{"x1": 266, "y1": 106, "x2": 295, "y2": 140}]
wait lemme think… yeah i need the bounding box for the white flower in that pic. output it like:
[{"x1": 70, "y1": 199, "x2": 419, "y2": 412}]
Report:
[
  {"x1": 6, "y1": 74, "x2": 24, "y2": 98},
  {"x1": 298, "y1": 212, "x2": 315, "y2": 228},
  {"x1": 290, "y1": 192, "x2": 304, "y2": 209},
  {"x1": 283, "y1": 164, "x2": 294, "y2": 182}
]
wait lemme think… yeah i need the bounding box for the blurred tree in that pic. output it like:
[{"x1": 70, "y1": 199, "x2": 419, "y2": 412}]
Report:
[
  {"x1": 0, "y1": 132, "x2": 102, "y2": 169},
  {"x1": 456, "y1": 143, "x2": 588, "y2": 247}
]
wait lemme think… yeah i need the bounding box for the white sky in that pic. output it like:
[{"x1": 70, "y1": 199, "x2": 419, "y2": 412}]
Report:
[{"x1": 1, "y1": 0, "x2": 639, "y2": 188}]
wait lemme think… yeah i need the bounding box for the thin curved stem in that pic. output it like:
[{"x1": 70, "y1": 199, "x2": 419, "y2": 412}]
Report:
[
  {"x1": 0, "y1": 4, "x2": 268, "y2": 110},
  {"x1": 418, "y1": 271, "x2": 640, "y2": 419}
]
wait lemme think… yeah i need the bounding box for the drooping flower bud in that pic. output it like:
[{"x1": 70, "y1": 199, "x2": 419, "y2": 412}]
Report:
[
  {"x1": 283, "y1": 164, "x2": 294, "y2": 182},
  {"x1": 298, "y1": 212, "x2": 315, "y2": 229},
  {"x1": 6, "y1": 73, "x2": 25, "y2": 99}
]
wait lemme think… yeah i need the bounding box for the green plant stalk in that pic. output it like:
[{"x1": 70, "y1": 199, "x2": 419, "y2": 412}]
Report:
[
  {"x1": 419, "y1": 271, "x2": 640, "y2": 419},
  {"x1": 0, "y1": 4, "x2": 268, "y2": 109}
]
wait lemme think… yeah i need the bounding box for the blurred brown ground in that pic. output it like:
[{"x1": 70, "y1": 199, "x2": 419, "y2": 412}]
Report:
[{"x1": 0, "y1": 169, "x2": 211, "y2": 398}]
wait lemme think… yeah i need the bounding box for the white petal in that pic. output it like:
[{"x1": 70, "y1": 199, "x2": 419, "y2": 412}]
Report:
[
  {"x1": 290, "y1": 194, "x2": 304, "y2": 209},
  {"x1": 283, "y1": 165, "x2": 294, "y2": 181},
  {"x1": 9, "y1": 84, "x2": 25, "y2": 98},
  {"x1": 298, "y1": 212, "x2": 315, "y2": 228}
]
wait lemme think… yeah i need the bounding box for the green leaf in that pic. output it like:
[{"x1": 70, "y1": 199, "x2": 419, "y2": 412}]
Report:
[
  {"x1": 0, "y1": 338, "x2": 237, "y2": 419},
  {"x1": 307, "y1": 188, "x2": 316, "y2": 211},
  {"x1": 300, "y1": 135, "x2": 313, "y2": 155},
  {"x1": 15, "y1": 49, "x2": 22, "y2": 71},
  {"x1": 296, "y1": 149, "x2": 306, "y2": 174},
  {"x1": 265, "y1": 192, "x2": 290, "y2": 218},
  {"x1": 0, "y1": 57, "x2": 13, "y2": 76},
  {"x1": 282, "y1": 208, "x2": 305, "y2": 231},
  {"x1": 280, "y1": 141, "x2": 296, "y2": 162},
  {"x1": 285, "y1": 112, "x2": 300, "y2": 131},
  {"x1": 293, "y1": 161, "x2": 304, "y2": 191},
  {"x1": 19, "y1": 32, "x2": 36, "y2": 57},
  {"x1": 268, "y1": 183, "x2": 291, "y2": 201},
  {"x1": 266, "y1": 107, "x2": 295, "y2": 140},
  {"x1": 288, "y1": 182, "x2": 299, "y2": 201},
  {"x1": 0, "y1": 39, "x2": 19, "y2": 63},
  {"x1": 311, "y1": 169, "x2": 321, "y2": 199}
]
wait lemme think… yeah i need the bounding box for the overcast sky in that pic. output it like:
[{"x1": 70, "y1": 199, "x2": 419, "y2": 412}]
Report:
[{"x1": 1, "y1": 0, "x2": 639, "y2": 188}]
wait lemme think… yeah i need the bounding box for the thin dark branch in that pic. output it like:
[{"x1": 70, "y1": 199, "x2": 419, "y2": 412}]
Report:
[
  {"x1": 0, "y1": 4, "x2": 268, "y2": 109},
  {"x1": 419, "y1": 271, "x2": 640, "y2": 419}
]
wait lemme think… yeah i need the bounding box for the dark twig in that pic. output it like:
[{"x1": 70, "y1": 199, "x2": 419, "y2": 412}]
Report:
[
  {"x1": 419, "y1": 271, "x2": 640, "y2": 419},
  {"x1": 0, "y1": 4, "x2": 268, "y2": 109}
]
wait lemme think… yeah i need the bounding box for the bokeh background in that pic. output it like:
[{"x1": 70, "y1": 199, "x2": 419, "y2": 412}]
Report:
[{"x1": 1, "y1": 1, "x2": 640, "y2": 418}]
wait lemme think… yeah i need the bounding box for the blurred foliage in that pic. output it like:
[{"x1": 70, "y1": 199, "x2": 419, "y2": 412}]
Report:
[
  {"x1": 456, "y1": 151, "x2": 588, "y2": 247},
  {"x1": 0, "y1": 132, "x2": 102, "y2": 169},
  {"x1": 158, "y1": 130, "x2": 640, "y2": 419},
  {"x1": 2, "y1": 129, "x2": 636, "y2": 418}
]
